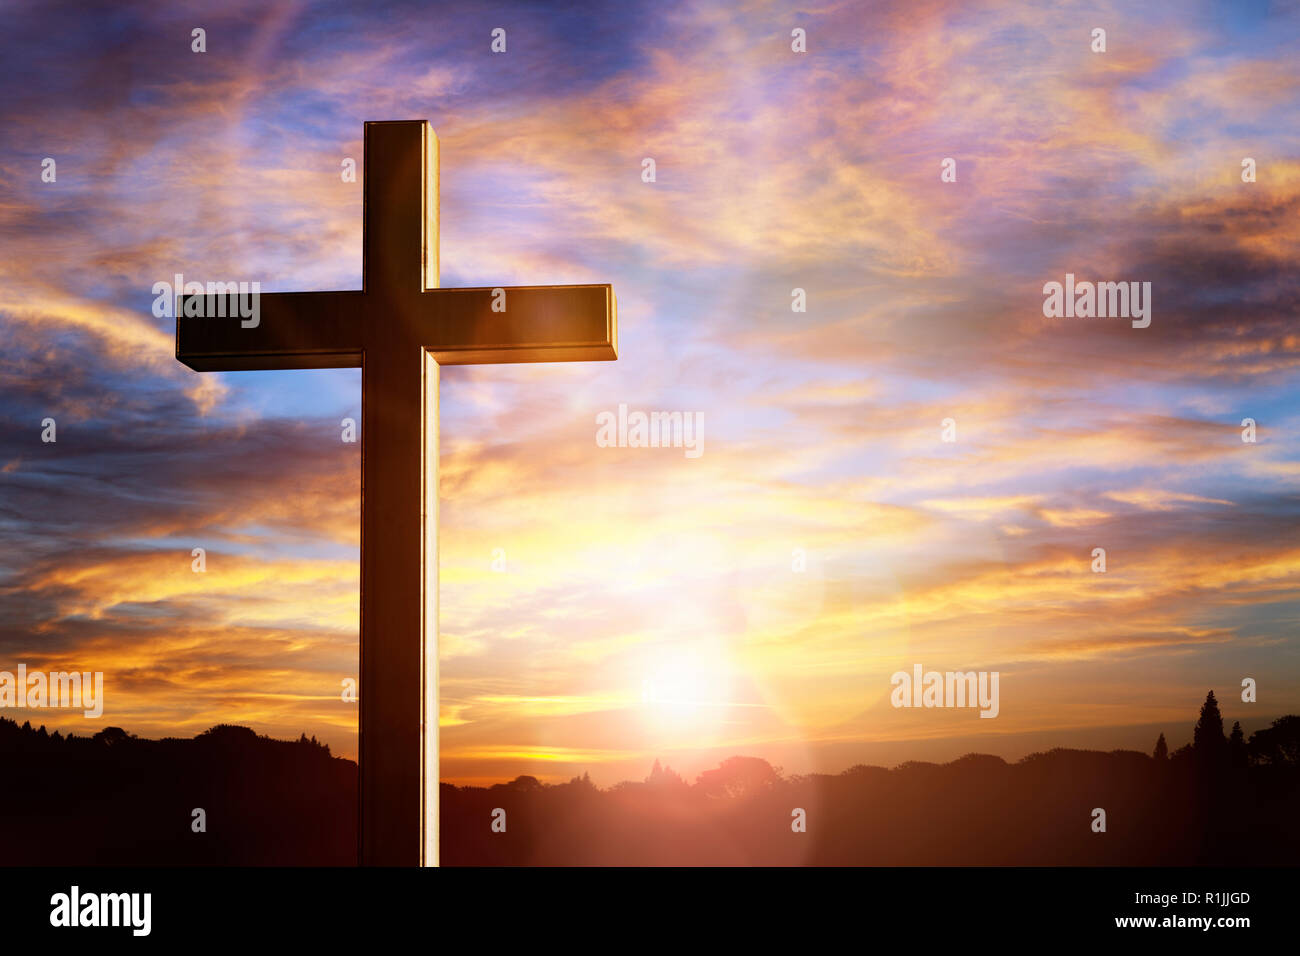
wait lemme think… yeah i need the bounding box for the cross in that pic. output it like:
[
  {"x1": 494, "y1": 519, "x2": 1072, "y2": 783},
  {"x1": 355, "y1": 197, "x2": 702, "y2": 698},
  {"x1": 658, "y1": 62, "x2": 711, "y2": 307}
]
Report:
[{"x1": 175, "y1": 120, "x2": 617, "y2": 866}]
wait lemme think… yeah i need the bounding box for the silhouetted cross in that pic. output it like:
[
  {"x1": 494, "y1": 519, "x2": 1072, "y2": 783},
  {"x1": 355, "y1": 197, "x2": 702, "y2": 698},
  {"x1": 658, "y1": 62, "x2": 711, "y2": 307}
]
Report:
[{"x1": 176, "y1": 120, "x2": 617, "y2": 866}]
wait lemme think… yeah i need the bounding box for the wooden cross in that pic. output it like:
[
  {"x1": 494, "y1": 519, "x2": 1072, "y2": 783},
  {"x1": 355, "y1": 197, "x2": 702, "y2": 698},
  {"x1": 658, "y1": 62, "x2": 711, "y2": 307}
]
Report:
[{"x1": 175, "y1": 120, "x2": 617, "y2": 865}]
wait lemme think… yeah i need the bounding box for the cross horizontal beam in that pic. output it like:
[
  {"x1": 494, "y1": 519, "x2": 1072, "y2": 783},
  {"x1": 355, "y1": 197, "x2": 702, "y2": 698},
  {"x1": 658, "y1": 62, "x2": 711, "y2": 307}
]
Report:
[{"x1": 176, "y1": 284, "x2": 617, "y2": 371}]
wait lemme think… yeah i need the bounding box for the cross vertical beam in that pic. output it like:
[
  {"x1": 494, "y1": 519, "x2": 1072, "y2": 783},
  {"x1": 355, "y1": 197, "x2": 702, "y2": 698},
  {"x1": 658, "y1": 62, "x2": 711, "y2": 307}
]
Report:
[{"x1": 359, "y1": 121, "x2": 435, "y2": 866}]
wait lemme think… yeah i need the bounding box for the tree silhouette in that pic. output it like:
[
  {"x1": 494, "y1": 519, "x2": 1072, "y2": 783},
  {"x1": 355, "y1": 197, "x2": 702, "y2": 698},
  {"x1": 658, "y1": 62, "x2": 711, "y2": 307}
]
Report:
[
  {"x1": 696, "y1": 756, "x2": 781, "y2": 798},
  {"x1": 646, "y1": 759, "x2": 685, "y2": 788},
  {"x1": 440, "y1": 694, "x2": 1300, "y2": 866},
  {"x1": 8, "y1": 694, "x2": 1300, "y2": 866},
  {"x1": 1248, "y1": 716, "x2": 1300, "y2": 766},
  {"x1": 0, "y1": 717, "x2": 353, "y2": 865},
  {"x1": 1193, "y1": 690, "x2": 1227, "y2": 764},
  {"x1": 1229, "y1": 721, "x2": 1246, "y2": 768},
  {"x1": 93, "y1": 726, "x2": 132, "y2": 747}
]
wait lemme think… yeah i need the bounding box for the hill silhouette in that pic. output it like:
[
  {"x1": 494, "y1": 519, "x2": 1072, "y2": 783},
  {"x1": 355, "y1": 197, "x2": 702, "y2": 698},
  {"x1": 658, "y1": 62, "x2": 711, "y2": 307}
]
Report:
[
  {"x1": 0, "y1": 719, "x2": 356, "y2": 865},
  {"x1": 4, "y1": 693, "x2": 1298, "y2": 865},
  {"x1": 443, "y1": 694, "x2": 1300, "y2": 865}
]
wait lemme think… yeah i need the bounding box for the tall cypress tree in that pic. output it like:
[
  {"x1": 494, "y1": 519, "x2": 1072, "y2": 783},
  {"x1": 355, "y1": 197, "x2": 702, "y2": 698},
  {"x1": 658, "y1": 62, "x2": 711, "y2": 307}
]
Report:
[
  {"x1": 1153, "y1": 732, "x2": 1168, "y2": 761},
  {"x1": 1193, "y1": 690, "x2": 1227, "y2": 760}
]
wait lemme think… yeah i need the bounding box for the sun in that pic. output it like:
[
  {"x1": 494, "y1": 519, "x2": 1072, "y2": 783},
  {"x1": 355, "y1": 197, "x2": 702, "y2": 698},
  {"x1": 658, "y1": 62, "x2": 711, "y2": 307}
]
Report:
[{"x1": 634, "y1": 641, "x2": 737, "y2": 742}]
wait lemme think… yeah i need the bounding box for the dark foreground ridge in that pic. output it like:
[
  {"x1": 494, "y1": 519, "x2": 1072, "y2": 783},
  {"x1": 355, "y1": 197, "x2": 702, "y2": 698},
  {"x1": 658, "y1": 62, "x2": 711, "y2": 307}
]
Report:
[
  {"x1": 1, "y1": 721, "x2": 357, "y2": 865},
  {"x1": 4, "y1": 693, "x2": 1298, "y2": 865}
]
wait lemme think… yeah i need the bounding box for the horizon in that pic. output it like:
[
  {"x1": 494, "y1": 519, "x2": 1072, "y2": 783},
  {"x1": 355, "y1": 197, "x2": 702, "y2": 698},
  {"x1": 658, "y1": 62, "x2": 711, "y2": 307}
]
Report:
[{"x1": 3, "y1": 695, "x2": 1283, "y2": 789}]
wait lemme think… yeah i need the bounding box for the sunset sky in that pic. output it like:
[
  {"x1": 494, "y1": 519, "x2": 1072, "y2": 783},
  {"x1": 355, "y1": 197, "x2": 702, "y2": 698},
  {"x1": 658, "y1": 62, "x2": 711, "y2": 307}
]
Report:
[{"x1": 1, "y1": 0, "x2": 1298, "y2": 787}]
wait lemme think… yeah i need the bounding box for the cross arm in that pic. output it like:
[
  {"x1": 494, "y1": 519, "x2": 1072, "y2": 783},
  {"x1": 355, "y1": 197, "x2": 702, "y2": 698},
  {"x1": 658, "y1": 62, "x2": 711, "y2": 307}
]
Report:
[
  {"x1": 176, "y1": 291, "x2": 366, "y2": 371},
  {"x1": 423, "y1": 284, "x2": 617, "y2": 365}
]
